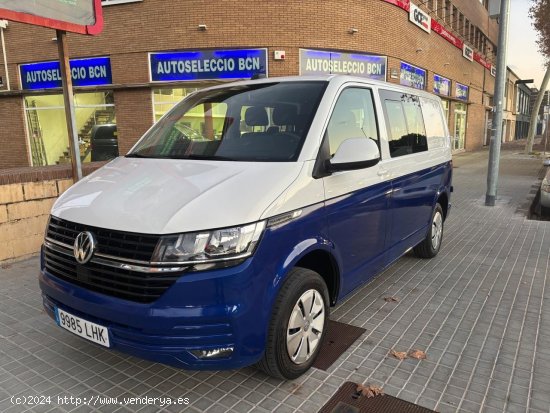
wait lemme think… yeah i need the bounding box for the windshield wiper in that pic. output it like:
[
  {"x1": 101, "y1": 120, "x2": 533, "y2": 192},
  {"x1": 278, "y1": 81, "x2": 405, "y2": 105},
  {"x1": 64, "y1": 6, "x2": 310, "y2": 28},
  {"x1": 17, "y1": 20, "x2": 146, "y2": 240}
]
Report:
[{"x1": 125, "y1": 153, "x2": 156, "y2": 158}]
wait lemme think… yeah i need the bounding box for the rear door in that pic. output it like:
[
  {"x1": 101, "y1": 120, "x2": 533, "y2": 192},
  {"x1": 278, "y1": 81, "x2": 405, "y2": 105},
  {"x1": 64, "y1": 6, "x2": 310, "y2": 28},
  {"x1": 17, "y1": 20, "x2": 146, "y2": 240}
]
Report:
[
  {"x1": 322, "y1": 86, "x2": 391, "y2": 296},
  {"x1": 379, "y1": 90, "x2": 442, "y2": 260}
]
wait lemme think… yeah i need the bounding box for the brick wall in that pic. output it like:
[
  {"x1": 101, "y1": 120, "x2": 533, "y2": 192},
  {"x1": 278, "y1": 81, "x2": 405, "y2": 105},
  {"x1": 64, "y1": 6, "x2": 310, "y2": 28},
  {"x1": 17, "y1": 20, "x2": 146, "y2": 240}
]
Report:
[
  {"x1": 0, "y1": 96, "x2": 30, "y2": 168},
  {"x1": 113, "y1": 89, "x2": 153, "y2": 154}
]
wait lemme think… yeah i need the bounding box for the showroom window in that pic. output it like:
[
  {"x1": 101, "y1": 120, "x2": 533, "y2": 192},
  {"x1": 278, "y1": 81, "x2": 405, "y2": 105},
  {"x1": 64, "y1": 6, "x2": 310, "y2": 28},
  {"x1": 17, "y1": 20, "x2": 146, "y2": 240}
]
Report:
[
  {"x1": 24, "y1": 92, "x2": 116, "y2": 166},
  {"x1": 153, "y1": 88, "x2": 199, "y2": 122}
]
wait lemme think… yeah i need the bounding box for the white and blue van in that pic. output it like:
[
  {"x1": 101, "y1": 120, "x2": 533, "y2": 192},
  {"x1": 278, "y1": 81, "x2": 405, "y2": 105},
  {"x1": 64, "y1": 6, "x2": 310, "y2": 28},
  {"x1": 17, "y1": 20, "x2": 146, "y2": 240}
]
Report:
[{"x1": 40, "y1": 75, "x2": 452, "y2": 379}]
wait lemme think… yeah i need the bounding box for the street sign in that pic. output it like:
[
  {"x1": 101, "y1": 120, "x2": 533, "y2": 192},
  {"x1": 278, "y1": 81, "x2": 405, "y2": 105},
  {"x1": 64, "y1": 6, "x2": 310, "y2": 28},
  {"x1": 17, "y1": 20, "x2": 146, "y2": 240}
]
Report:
[{"x1": 0, "y1": 0, "x2": 103, "y2": 35}]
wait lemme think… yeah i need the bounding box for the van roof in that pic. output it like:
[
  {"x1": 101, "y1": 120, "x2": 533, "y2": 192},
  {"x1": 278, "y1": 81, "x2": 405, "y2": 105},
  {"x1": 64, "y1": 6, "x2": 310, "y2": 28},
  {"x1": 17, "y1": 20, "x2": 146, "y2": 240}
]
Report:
[{"x1": 200, "y1": 74, "x2": 443, "y2": 101}]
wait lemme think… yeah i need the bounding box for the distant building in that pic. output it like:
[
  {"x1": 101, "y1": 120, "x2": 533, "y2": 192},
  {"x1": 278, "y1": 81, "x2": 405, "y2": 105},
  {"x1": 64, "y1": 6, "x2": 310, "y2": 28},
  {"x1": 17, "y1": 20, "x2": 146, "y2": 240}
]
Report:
[
  {"x1": 497, "y1": 67, "x2": 535, "y2": 142},
  {"x1": 515, "y1": 82, "x2": 533, "y2": 140}
]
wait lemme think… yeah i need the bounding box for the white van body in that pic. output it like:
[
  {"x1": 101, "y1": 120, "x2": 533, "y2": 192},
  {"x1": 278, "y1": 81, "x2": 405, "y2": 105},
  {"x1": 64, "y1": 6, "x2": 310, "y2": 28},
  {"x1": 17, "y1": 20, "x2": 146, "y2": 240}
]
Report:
[{"x1": 41, "y1": 75, "x2": 452, "y2": 379}]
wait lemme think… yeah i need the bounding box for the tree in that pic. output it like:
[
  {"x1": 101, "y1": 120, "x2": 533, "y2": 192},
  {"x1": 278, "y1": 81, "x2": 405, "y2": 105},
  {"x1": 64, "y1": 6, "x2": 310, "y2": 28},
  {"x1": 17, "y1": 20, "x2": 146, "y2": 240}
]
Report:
[{"x1": 525, "y1": 0, "x2": 550, "y2": 154}]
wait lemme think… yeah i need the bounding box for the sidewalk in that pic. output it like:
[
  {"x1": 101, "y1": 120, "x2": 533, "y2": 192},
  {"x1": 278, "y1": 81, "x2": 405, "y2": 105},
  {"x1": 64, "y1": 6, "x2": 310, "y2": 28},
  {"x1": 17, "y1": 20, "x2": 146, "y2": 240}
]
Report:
[{"x1": 0, "y1": 149, "x2": 549, "y2": 413}]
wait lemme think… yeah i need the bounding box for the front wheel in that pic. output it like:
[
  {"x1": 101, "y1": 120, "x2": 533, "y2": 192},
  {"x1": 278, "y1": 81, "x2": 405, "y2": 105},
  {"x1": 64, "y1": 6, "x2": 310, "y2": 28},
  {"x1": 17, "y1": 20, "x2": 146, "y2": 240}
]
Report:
[
  {"x1": 414, "y1": 203, "x2": 444, "y2": 258},
  {"x1": 256, "y1": 267, "x2": 329, "y2": 379}
]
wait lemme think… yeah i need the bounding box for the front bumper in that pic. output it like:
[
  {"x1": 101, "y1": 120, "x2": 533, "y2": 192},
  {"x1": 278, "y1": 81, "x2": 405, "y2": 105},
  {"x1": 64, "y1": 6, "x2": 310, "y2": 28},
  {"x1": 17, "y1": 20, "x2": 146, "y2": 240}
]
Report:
[{"x1": 39, "y1": 256, "x2": 267, "y2": 370}]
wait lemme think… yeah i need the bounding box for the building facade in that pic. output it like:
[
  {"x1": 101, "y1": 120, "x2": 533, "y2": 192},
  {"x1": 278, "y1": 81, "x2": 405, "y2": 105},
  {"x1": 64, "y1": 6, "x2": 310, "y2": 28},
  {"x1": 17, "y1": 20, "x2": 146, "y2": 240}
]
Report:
[
  {"x1": 0, "y1": 0, "x2": 499, "y2": 169},
  {"x1": 515, "y1": 82, "x2": 532, "y2": 140},
  {"x1": 501, "y1": 67, "x2": 519, "y2": 143}
]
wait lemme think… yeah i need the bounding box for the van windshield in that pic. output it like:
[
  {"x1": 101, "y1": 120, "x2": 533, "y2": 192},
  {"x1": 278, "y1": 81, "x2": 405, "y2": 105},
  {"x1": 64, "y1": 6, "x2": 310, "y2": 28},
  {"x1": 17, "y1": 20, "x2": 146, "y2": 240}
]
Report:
[{"x1": 128, "y1": 81, "x2": 327, "y2": 161}]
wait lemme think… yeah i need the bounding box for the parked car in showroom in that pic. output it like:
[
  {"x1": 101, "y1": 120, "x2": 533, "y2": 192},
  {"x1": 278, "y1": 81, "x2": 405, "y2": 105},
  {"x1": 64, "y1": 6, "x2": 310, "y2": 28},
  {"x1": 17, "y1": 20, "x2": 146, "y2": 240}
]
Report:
[
  {"x1": 39, "y1": 75, "x2": 452, "y2": 379},
  {"x1": 90, "y1": 124, "x2": 118, "y2": 162}
]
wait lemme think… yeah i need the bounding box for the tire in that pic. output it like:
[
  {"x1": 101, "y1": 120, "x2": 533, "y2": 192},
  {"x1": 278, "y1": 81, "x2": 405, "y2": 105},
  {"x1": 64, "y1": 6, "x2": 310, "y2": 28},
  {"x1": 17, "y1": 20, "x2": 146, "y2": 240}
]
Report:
[
  {"x1": 256, "y1": 267, "x2": 330, "y2": 379},
  {"x1": 414, "y1": 203, "x2": 444, "y2": 259}
]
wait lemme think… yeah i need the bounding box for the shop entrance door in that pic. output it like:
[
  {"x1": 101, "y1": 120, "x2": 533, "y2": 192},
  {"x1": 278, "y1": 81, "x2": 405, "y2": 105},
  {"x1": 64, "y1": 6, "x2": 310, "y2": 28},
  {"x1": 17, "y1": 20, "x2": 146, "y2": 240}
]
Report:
[{"x1": 453, "y1": 103, "x2": 467, "y2": 151}]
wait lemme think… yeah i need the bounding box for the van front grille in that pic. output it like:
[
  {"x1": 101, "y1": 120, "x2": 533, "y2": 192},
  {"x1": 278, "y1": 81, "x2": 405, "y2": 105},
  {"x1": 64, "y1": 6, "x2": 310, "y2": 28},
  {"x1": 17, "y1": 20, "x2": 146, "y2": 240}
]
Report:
[
  {"x1": 44, "y1": 216, "x2": 184, "y2": 303},
  {"x1": 46, "y1": 215, "x2": 159, "y2": 262},
  {"x1": 43, "y1": 245, "x2": 183, "y2": 303}
]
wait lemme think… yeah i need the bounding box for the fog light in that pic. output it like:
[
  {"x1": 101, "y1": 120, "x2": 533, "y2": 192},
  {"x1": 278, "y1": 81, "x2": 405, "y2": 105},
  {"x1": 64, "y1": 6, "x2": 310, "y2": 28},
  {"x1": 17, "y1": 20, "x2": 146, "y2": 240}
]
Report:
[{"x1": 191, "y1": 346, "x2": 234, "y2": 359}]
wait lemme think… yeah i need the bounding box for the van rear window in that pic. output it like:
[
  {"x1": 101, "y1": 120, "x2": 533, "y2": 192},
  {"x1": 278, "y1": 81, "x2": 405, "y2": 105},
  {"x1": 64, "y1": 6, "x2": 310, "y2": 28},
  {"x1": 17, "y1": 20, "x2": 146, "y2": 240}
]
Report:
[
  {"x1": 420, "y1": 97, "x2": 447, "y2": 148},
  {"x1": 381, "y1": 90, "x2": 428, "y2": 158}
]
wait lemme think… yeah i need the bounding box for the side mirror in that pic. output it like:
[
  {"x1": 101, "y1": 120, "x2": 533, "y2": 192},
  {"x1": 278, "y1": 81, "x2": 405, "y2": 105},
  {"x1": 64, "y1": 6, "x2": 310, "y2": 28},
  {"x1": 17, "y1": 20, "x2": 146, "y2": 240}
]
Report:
[{"x1": 327, "y1": 138, "x2": 380, "y2": 172}]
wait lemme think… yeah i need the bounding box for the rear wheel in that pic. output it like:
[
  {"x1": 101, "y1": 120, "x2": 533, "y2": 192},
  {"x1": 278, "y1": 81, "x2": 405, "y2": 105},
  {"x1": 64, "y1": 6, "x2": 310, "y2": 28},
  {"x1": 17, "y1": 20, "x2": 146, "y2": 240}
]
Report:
[
  {"x1": 414, "y1": 203, "x2": 444, "y2": 258},
  {"x1": 256, "y1": 267, "x2": 329, "y2": 379}
]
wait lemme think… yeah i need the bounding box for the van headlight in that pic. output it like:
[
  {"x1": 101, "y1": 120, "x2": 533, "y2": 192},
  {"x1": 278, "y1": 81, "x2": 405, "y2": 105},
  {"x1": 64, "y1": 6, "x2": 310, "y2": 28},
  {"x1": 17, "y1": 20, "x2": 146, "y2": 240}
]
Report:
[{"x1": 151, "y1": 221, "x2": 266, "y2": 266}]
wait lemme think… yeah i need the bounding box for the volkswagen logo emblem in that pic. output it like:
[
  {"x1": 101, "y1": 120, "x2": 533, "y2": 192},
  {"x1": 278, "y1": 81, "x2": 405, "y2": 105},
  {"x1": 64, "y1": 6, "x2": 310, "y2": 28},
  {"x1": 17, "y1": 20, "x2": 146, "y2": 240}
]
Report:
[{"x1": 73, "y1": 232, "x2": 96, "y2": 264}]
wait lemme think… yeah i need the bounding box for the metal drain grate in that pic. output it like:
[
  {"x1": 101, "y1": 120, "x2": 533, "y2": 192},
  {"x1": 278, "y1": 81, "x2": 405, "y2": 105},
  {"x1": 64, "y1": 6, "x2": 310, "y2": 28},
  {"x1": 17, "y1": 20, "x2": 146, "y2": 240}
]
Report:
[
  {"x1": 319, "y1": 382, "x2": 436, "y2": 413},
  {"x1": 313, "y1": 320, "x2": 366, "y2": 370}
]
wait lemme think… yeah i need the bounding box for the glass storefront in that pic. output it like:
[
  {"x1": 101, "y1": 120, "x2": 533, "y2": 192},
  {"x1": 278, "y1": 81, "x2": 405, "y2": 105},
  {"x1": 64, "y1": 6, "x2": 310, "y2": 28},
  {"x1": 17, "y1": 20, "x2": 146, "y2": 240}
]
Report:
[
  {"x1": 24, "y1": 92, "x2": 116, "y2": 166},
  {"x1": 453, "y1": 103, "x2": 467, "y2": 151},
  {"x1": 152, "y1": 88, "x2": 199, "y2": 122}
]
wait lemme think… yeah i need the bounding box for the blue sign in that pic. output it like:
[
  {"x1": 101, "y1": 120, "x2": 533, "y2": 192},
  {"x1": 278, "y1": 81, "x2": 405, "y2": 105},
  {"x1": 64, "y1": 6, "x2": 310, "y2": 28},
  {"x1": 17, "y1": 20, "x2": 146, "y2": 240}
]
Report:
[
  {"x1": 400, "y1": 62, "x2": 426, "y2": 90},
  {"x1": 456, "y1": 83, "x2": 469, "y2": 101},
  {"x1": 150, "y1": 49, "x2": 268, "y2": 82},
  {"x1": 299, "y1": 49, "x2": 386, "y2": 81},
  {"x1": 20, "y1": 57, "x2": 112, "y2": 90},
  {"x1": 433, "y1": 74, "x2": 450, "y2": 96}
]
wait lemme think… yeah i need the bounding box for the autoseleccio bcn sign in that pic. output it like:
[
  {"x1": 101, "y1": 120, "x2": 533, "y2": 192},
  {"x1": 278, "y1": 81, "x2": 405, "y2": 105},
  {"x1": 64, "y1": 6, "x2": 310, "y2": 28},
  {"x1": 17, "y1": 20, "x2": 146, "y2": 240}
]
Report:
[
  {"x1": 149, "y1": 49, "x2": 268, "y2": 82},
  {"x1": 299, "y1": 49, "x2": 387, "y2": 81},
  {"x1": 20, "y1": 57, "x2": 112, "y2": 90}
]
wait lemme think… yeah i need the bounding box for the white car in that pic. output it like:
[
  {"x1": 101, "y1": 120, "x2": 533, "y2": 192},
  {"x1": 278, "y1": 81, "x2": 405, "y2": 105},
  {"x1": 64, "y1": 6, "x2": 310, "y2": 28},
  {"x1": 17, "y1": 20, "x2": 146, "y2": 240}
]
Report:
[{"x1": 540, "y1": 168, "x2": 550, "y2": 213}]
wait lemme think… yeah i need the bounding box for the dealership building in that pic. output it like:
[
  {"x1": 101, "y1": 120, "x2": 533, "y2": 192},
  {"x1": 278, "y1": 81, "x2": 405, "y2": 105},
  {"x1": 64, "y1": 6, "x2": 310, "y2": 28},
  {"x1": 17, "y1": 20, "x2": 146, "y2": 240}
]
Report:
[{"x1": 0, "y1": 0, "x2": 500, "y2": 169}]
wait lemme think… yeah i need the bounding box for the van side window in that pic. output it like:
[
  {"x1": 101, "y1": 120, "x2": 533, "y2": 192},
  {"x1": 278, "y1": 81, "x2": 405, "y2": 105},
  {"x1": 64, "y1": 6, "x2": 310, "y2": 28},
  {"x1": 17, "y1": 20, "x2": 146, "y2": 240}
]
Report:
[
  {"x1": 420, "y1": 97, "x2": 447, "y2": 148},
  {"x1": 381, "y1": 91, "x2": 428, "y2": 158},
  {"x1": 327, "y1": 88, "x2": 379, "y2": 156}
]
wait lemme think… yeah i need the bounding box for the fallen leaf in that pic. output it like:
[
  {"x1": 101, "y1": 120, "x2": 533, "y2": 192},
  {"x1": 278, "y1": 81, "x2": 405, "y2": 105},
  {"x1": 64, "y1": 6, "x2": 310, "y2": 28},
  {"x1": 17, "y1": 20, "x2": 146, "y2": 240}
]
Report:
[
  {"x1": 384, "y1": 296, "x2": 399, "y2": 302},
  {"x1": 356, "y1": 383, "x2": 384, "y2": 398},
  {"x1": 408, "y1": 349, "x2": 427, "y2": 360},
  {"x1": 389, "y1": 349, "x2": 408, "y2": 360}
]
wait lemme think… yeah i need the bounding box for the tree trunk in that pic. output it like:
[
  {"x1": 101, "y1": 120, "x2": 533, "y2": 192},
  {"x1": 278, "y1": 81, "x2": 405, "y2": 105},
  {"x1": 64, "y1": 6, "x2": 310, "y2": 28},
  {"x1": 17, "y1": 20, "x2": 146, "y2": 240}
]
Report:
[{"x1": 525, "y1": 66, "x2": 550, "y2": 154}]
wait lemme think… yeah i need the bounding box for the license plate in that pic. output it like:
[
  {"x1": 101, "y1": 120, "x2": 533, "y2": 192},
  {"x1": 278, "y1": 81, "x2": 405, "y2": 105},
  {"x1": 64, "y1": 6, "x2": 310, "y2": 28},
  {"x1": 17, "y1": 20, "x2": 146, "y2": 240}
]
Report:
[{"x1": 55, "y1": 307, "x2": 110, "y2": 348}]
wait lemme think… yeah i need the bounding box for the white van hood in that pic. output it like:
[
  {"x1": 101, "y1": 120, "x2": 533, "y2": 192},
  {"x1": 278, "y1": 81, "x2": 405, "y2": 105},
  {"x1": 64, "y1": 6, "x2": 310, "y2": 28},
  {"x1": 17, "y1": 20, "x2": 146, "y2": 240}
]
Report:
[{"x1": 52, "y1": 157, "x2": 303, "y2": 234}]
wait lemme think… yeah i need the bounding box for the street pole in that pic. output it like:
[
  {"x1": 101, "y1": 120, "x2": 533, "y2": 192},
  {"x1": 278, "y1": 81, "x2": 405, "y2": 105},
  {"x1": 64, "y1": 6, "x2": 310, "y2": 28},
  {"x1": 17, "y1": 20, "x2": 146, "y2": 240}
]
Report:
[
  {"x1": 56, "y1": 29, "x2": 82, "y2": 182},
  {"x1": 485, "y1": 0, "x2": 511, "y2": 206}
]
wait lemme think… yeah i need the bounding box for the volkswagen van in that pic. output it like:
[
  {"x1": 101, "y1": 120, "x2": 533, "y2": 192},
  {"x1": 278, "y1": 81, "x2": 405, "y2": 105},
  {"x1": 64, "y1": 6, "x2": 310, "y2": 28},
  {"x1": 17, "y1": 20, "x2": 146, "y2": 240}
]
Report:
[{"x1": 39, "y1": 75, "x2": 452, "y2": 379}]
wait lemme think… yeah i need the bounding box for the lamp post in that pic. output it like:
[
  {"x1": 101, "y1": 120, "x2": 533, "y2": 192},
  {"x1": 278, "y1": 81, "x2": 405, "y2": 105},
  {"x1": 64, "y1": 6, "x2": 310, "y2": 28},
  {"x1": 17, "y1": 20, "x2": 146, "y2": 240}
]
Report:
[{"x1": 485, "y1": 0, "x2": 511, "y2": 206}]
